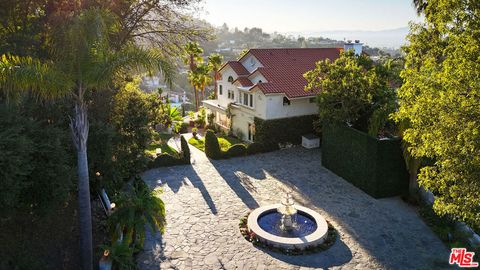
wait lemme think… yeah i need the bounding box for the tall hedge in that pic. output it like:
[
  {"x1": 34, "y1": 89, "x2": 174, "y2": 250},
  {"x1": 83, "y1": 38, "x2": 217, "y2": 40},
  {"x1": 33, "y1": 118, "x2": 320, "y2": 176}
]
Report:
[
  {"x1": 205, "y1": 129, "x2": 222, "y2": 159},
  {"x1": 180, "y1": 135, "x2": 190, "y2": 164},
  {"x1": 322, "y1": 124, "x2": 408, "y2": 198},
  {"x1": 254, "y1": 115, "x2": 318, "y2": 145}
]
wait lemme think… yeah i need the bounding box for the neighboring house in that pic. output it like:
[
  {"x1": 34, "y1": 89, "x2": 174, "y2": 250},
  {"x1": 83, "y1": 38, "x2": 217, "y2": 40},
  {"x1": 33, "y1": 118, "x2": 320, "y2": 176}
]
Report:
[{"x1": 203, "y1": 42, "x2": 363, "y2": 142}]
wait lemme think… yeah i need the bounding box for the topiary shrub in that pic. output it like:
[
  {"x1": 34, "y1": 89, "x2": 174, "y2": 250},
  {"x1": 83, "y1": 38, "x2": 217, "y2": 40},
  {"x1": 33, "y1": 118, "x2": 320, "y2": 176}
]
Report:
[
  {"x1": 224, "y1": 144, "x2": 247, "y2": 158},
  {"x1": 246, "y1": 142, "x2": 264, "y2": 155},
  {"x1": 205, "y1": 129, "x2": 222, "y2": 159},
  {"x1": 148, "y1": 153, "x2": 184, "y2": 168},
  {"x1": 178, "y1": 122, "x2": 189, "y2": 134},
  {"x1": 180, "y1": 135, "x2": 190, "y2": 164}
]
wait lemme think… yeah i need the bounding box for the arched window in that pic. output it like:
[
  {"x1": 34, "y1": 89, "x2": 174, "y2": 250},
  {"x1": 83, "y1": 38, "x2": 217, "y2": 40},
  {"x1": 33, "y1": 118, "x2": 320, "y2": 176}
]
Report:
[
  {"x1": 227, "y1": 76, "x2": 234, "y2": 83},
  {"x1": 283, "y1": 96, "x2": 291, "y2": 106},
  {"x1": 258, "y1": 80, "x2": 262, "y2": 83}
]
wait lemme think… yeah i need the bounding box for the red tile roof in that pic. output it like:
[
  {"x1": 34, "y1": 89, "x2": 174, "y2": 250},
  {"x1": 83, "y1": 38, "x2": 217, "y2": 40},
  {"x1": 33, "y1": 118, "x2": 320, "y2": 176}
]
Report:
[
  {"x1": 219, "y1": 61, "x2": 250, "y2": 76},
  {"x1": 232, "y1": 76, "x2": 253, "y2": 87},
  {"x1": 235, "y1": 48, "x2": 342, "y2": 98}
]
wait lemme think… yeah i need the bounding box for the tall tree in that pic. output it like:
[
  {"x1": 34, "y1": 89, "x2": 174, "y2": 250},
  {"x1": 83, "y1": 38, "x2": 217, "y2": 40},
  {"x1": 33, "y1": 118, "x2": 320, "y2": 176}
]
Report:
[
  {"x1": 0, "y1": 9, "x2": 173, "y2": 269},
  {"x1": 184, "y1": 42, "x2": 203, "y2": 111},
  {"x1": 394, "y1": 0, "x2": 480, "y2": 228},
  {"x1": 207, "y1": 53, "x2": 223, "y2": 98}
]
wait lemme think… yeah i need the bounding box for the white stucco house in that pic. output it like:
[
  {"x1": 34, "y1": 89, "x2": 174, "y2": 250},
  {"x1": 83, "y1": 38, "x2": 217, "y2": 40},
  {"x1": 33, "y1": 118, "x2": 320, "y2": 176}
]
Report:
[{"x1": 203, "y1": 42, "x2": 362, "y2": 142}]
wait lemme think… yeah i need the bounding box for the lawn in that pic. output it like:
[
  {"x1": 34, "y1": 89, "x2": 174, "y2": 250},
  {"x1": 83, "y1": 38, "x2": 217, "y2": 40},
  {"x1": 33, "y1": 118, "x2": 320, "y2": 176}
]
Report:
[
  {"x1": 188, "y1": 135, "x2": 243, "y2": 152},
  {"x1": 146, "y1": 133, "x2": 178, "y2": 156}
]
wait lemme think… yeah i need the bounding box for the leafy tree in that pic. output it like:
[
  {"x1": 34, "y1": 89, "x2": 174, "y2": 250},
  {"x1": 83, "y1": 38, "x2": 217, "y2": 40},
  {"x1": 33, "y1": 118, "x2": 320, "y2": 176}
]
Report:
[
  {"x1": 108, "y1": 177, "x2": 166, "y2": 251},
  {"x1": 394, "y1": 0, "x2": 480, "y2": 228},
  {"x1": 0, "y1": 9, "x2": 173, "y2": 269},
  {"x1": 0, "y1": 103, "x2": 73, "y2": 216},
  {"x1": 304, "y1": 51, "x2": 396, "y2": 136},
  {"x1": 207, "y1": 53, "x2": 223, "y2": 98}
]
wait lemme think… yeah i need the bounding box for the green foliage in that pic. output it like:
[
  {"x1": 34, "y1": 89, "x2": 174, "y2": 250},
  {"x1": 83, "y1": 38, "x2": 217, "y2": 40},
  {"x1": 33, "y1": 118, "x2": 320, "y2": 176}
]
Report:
[
  {"x1": 180, "y1": 135, "x2": 191, "y2": 164},
  {"x1": 223, "y1": 144, "x2": 247, "y2": 158},
  {"x1": 254, "y1": 115, "x2": 318, "y2": 145},
  {"x1": 246, "y1": 142, "x2": 279, "y2": 155},
  {"x1": 322, "y1": 124, "x2": 408, "y2": 198},
  {"x1": 108, "y1": 177, "x2": 166, "y2": 250},
  {"x1": 111, "y1": 80, "x2": 157, "y2": 177},
  {"x1": 0, "y1": 103, "x2": 73, "y2": 216},
  {"x1": 304, "y1": 51, "x2": 398, "y2": 135},
  {"x1": 101, "y1": 241, "x2": 137, "y2": 270},
  {"x1": 204, "y1": 129, "x2": 222, "y2": 159},
  {"x1": 393, "y1": 0, "x2": 480, "y2": 228},
  {"x1": 196, "y1": 106, "x2": 207, "y2": 127}
]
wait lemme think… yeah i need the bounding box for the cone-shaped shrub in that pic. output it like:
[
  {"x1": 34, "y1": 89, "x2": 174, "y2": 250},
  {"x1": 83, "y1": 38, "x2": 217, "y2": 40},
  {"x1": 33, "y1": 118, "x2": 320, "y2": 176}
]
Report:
[
  {"x1": 205, "y1": 129, "x2": 222, "y2": 159},
  {"x1": 180, "y1": 135, "x2": 190, "y2": 164}
]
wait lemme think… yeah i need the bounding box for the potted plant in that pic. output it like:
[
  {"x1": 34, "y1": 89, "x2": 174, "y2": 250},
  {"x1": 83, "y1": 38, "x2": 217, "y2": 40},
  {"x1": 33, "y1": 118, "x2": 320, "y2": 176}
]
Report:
[{"x1": 192, "y1": 127, "x2": 198, "y2": 139}]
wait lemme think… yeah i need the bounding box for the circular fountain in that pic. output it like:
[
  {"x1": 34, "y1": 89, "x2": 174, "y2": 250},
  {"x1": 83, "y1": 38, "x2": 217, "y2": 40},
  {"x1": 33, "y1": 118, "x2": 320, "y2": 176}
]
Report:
[{"x1": 247, "y1": 193, "x2": 329, "y2": 250}]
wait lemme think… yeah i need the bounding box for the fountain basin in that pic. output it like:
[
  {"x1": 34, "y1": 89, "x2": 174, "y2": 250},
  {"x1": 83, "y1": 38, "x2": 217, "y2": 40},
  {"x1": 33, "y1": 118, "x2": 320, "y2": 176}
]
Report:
[{"x1": 247, "y1": 204, "x2": 328, "y2": 250}]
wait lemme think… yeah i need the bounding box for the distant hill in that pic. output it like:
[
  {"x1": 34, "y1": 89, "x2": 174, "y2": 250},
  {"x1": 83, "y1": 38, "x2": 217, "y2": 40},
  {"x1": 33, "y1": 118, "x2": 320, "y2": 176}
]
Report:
[{"x1": 286, "y1": 27, "x2": 410, "y2": 49}]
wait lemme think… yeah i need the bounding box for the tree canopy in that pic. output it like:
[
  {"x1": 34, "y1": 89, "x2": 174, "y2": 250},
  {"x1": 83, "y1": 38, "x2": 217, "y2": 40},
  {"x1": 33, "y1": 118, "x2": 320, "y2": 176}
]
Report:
[{"x1": 394, "y1": 0, "x2": 480, "y2": 229}]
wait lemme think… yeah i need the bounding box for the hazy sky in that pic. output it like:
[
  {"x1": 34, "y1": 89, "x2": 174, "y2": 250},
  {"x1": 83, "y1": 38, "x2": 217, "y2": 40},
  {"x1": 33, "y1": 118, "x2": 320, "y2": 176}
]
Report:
[{"x1": 201, "y1": 0, "x2": 421, "y2": 33}]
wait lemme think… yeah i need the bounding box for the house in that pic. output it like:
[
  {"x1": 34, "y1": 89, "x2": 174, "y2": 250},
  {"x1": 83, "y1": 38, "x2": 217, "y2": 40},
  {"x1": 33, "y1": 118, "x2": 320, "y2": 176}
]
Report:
[{"x1": 203, "y1": 42, "x2": 362, "y2": 142}]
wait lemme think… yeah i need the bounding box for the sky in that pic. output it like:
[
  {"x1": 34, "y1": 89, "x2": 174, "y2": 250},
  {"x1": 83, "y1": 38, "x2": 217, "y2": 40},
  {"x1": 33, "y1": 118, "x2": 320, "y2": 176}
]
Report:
[{"x1": 200, "y1": 0, "x2": 421, "y2": 33}]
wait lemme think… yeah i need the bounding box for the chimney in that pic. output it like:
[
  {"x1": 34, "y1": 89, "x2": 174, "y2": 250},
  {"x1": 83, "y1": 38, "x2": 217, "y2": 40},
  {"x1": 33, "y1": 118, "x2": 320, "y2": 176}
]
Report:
[{"x1": 344, "y1": 40, "x2": 363, "y2": 56}]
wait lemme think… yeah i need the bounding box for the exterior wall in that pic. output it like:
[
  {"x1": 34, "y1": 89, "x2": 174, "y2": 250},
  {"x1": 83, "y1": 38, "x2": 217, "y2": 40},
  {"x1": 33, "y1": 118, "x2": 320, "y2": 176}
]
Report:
[
  {"x1": 249, "y1": 73, "x2": 266, "y2": 84},
  {"x1": 265, "y1": 95, "x2": 318, "y2": 119},
  {"x1": 217, "y1": 67, "x2": 238, "y2": 107},
  {"x1": 231, "y1": 109, "x2": 255, "y2": 141}
]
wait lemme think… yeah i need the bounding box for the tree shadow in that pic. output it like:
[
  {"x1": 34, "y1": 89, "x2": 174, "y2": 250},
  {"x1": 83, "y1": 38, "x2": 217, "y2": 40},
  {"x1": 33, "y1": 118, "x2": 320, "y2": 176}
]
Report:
[
  {"x1": 142, "y1": 164, "x2": 218, "y2": 215},
  {"x1": 209, "y1": 156, "x2": 265, "y2": 210}
]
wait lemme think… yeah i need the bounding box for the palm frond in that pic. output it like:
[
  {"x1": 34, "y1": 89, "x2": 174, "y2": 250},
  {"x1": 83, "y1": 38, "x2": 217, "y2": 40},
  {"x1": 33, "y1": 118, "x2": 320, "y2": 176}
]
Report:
[{"x1": 0, "y1": 54, "x2": 72, "y2": 101}]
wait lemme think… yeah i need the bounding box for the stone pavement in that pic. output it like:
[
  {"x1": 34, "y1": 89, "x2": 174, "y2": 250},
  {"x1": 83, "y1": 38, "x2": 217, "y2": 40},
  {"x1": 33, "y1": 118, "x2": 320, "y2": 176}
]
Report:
[{"x1": 138, "y1": 143, "x2": 452, "y2": 270}]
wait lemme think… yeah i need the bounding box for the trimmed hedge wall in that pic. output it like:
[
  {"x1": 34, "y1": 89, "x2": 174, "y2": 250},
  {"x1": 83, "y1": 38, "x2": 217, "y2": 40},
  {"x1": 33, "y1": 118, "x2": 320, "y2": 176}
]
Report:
[
  {"x1": 254, "y1": 115, "x2": 318, "y2": 145},
  {"x1": 322, "y1": 125, "x2": 408, "y2": 198}
]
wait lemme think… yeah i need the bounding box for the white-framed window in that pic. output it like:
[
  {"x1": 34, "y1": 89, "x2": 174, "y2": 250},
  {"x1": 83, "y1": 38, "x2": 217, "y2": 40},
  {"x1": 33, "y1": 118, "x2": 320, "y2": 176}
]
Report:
[
  {"x1": 228, "y1": 76, "x2": 234, "y2": 83},
  {"x1": 240, "y1": 91, "x2": 254, "y2": 108},
  {"x1": 219, "y1": 85, "x2": 223, "y2": 95},
  {"x1": 283, "y1": 96, "x2": 291, "y2": 106}
]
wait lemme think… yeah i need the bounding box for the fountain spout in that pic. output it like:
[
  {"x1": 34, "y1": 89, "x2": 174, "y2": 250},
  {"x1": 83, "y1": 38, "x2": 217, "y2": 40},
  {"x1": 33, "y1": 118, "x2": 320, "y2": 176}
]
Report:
[{"x1": 277, "y1": 193, "x2": 297, "y2": 230}]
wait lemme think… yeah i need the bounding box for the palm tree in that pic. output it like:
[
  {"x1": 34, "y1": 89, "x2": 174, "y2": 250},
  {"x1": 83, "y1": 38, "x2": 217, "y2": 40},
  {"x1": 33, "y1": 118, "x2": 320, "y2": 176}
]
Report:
[
  {"x1": 108, "y1": 176, "x2": 166, "y2": 250},
  {"x1": 207, "y1": 53, "x2": 223, "y2": 99},
  {"x1": 413, "y1": 0, "x2": 427, "y2": 15},
  {"x1": 183, "y1": 42, "x2": 203, "y2": 111},
  {"x1": 0, "y1": 9, "x2": 173, "y2": 270},
  {"x1": 197, "y1": 64, "x2": 212, "y2": 102}
]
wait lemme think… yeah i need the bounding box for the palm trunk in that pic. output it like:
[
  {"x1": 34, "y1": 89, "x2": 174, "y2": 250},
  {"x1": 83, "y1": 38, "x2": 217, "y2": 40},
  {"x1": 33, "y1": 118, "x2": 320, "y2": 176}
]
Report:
[
  {"x1": 194, "y1": 86, "x2": 199, "y2": 111},
  {"x1": 71, "y1": 98, "x2": 93, "y2": 270}
]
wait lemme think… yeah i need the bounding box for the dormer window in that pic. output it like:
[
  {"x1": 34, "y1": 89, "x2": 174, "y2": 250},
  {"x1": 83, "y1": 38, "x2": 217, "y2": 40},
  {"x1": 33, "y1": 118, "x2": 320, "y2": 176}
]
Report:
[
  {"x1": 283, "y1": 97, "x2": 291, "y2": 106},
  {"x1": 250, "y1": 58, "x2": 255, "y2": 67},
  {"x1": 227, "y1": 76, "x2": 234, "y2": 83},
  {"x1": 258, "y1": 80, "x2": 262, "y2": 83}
]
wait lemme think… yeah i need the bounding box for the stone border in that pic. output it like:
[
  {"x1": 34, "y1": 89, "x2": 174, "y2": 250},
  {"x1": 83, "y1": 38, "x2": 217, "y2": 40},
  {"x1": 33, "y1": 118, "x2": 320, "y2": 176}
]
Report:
[{"x1": 247, "y1": 204, "x2": 329, "y2": 250}]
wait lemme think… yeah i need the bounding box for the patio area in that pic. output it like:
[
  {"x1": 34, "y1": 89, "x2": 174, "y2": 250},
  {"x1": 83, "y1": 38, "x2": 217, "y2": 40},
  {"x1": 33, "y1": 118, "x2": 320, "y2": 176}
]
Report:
[{"x1": 138, "y1": 145, "x2": 451, "y2": 269}]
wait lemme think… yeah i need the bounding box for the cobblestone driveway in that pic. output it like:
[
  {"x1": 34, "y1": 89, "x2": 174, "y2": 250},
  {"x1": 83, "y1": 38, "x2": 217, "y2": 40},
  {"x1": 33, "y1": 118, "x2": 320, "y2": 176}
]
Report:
[{"x1": 138, "y1": 144, "x2": 451, "y2": 270}]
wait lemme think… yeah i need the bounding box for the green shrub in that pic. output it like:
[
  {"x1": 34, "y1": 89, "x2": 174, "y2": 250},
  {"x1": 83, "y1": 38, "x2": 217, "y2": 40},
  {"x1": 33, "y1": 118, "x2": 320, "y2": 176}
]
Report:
[
  {"x1": 178, "y1": 122, "x2": 189, "y2": 134},
  {"x1": 224, "y1": 144, "x2": 247, "y2": 158},
  {"x1": 205, "y1": 129, "x2": 222, "y2": 159},
  {"x1": 180, "y1": 135, "x2": 190, "y2": 164},
  {"x1": 148, "y1": 153, "x2": 184, "y2": 168},
  {"x1": 254, "y1": 115, "x2": 318, "y2": 145}
]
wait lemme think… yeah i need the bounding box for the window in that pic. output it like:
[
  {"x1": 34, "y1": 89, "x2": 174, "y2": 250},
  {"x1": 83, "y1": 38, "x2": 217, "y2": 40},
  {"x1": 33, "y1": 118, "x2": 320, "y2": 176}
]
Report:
[
  {"x1": 250, "y1": 94, "x2": 253, "y2": 107},
  {"x1": 283, "y1": 96, "x2": 291, "y2": 106},
  {"x1": 258, "y1": 80, "x2": 262, "y2": 83},
  {"x1": 228, "y1": 76, "x2": 234, "y2": 83},
  {"x1": 219, "y1": 85, "x2": 223, "y2": 95},
  {"x1": 228, "y1": 90, "x2": 235, "y2": 100},
  {"x1": 243, "y1": 93, "x2": 248, "y2": 106},
  {"x1": 240, "y1": 92, "x2": 254, "y2": 108},
  {"x1": 309, "y1": 97, "x2": 315, "y2": 103}
]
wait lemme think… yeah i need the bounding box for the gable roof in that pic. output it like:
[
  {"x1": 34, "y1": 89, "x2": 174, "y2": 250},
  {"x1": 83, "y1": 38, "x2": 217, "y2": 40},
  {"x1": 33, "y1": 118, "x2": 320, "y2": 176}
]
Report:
[
  {"x1": 232, "y1": 76, "x2": 254, "y2": 87},
  {"x1": 247, "y1": 48, "x2": 342, "y2": 98},
  {"x1": 222, "y1": 48, "x2": 342, "y2": 98},
  {"x1": 219, "y1": 61, "x2": 250, "y2": 76}
]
